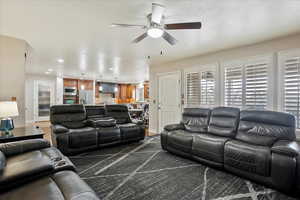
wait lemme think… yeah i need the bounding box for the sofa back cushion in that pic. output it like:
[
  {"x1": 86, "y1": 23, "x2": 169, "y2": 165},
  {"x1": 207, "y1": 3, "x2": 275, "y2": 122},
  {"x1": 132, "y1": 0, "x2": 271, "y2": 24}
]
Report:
[
  {"x1": 208, "y1": 107, "x2": 240, "y2": 137},
  {"x1": 105, "y1": 104, "x2": 131, "y2": 124},
  {"x1": 236, "y1": 110, "x2": 296, "y2": 146},
  {"x1": 181, "y1": 108, "x2": 211, "y2": 133},
  {"x1": 50, "y1": 105, "x2": 87, "y2": 128},
  {"x1": 85, "y1": 105, "x2": 106, "y2": 119}
]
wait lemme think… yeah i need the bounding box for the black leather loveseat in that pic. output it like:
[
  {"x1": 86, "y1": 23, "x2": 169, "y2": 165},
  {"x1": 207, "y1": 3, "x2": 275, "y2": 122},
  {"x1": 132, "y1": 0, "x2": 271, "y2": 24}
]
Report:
[
  {"x1": 161, "y1": 107, "x2": 300, "y2": 194},
  {"x1": 51, "y1": 104, "x2": 145, "y2": 155},
  {"x1": 0, "y1": 139, "x2": 99, "y2": 200}
]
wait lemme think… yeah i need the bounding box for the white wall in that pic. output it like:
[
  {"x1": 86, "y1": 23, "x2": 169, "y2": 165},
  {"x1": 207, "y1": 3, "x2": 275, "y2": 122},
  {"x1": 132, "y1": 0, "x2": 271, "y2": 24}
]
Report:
[
  {"x1": 0, "y1": 35, "x2": 29, "y2": 127},
  {"x1": 149, "y1": 33, "x2": 300, "y2": 134},
  {"x1": 56, "y1": 77, "x2": 64, "y2": 105}
]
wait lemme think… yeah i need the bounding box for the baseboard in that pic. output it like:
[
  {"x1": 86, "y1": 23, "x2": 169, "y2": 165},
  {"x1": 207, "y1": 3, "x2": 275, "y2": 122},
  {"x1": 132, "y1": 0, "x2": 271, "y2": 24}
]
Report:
[
  {"x1": 149, "y1": 129, "x2": 158, "y2": 135},
  {"x1": 26, "y1": 120, "x2": 34, "y2": 125}
]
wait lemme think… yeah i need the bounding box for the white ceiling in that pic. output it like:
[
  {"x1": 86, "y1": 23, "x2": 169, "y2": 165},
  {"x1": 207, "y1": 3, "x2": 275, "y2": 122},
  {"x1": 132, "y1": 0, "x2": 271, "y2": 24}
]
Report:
[{"x1": 1, "y1": 0, "x2": 300, "y2": 82}]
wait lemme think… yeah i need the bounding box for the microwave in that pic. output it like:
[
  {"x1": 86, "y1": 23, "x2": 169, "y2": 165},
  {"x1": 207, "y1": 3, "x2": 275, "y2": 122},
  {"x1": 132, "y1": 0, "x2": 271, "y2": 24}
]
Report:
[{"x1": 64, "y1": 87, "x2": 77, "y2": 96}]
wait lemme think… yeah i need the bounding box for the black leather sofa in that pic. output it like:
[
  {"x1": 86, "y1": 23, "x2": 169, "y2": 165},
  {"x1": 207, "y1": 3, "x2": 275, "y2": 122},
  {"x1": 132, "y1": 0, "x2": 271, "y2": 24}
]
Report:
[
  {"x1": 0, "y1": 139, "x2": 99, "y2": 200},
  {"x1": 51, "y1": 104, "x2": 145, "y2": 155},
  {"x1": 161, "y1": 107, "x2": 300, "y2": 193}
]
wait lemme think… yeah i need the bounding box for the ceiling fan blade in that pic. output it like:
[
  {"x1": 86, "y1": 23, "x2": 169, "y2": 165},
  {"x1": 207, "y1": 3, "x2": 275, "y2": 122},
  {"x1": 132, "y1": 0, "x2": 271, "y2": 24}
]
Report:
[
  {"x1": 132, "y1": 32, "x2": 148, "y2": 43},
  {"x1": 165, "y1": 22, "x2": 202, "y2": 30},
  {"x1": 162, "y1": 31, "x2": 178, "y2": 45},
  {"x1": 111, "y1": 23, "x2": 147, "y2": 29},
  {"x1": 151, "y1": 3, "x2": 165, "y2": 24}
]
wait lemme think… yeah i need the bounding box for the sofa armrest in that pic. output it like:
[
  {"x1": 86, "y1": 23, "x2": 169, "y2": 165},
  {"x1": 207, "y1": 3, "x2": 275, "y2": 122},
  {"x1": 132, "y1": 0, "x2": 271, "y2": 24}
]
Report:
[
  {"x1": 0, "y1": 139, "x2": 50, "y2": 157},
  {"x1": 52, "y1": 124, "x2": 69, "y2": 134},
  {"x1": 132, "y1": 119, "x2": 144, "y2": 126},
  {"x1": 271, "y1": 140, "x2": 300, "y2": 157},
  {"x1": 164, "y1": 123, "x2": 184, "y2": 132},
  {"x1": 0, "y1": 157, "x2": 54, "y2": 191}
]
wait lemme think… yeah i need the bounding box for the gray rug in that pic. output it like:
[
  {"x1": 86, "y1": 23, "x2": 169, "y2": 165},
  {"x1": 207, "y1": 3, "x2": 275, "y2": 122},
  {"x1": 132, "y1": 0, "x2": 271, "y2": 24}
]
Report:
[{"x1": 69, "y1": 136, "x2": 297, "y2": 200}]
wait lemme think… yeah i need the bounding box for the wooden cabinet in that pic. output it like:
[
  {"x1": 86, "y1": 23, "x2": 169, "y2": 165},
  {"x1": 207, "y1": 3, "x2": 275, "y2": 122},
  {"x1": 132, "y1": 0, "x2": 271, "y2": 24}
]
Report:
[
  {"x1": 63, "y1": 78, "x2": 93, "y2": 104},
  {"x1": 63, "y1": 78, "x2": 77, "y2": 88},
  {"x1": 144, "y1": 81, "x2": 149, "y2": 99},
  {"x1": 78, "y1": 80, "x2": 93, "y2": 91},
  {"x1": 63, "y1": 78, "x2": 79, "y2": 104},
  {"x1": 116, "y1": 84, "x2": 135, "y2": 104}
]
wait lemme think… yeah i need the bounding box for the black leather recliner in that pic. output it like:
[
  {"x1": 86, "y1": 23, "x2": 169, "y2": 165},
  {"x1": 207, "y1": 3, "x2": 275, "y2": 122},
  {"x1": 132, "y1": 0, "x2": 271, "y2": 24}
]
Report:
[
  {"x1": 105, "y1": 105, "x2": 145, "y2": 142},
  {"x1": 51, "y1": 104, "x2": 98, "y2": 155},
  {"x1": 51, "y1": 104, "x2": 145, "y2": 155},
  {"x1": 161, "y1": 108, "x2": 211, "y2": 158},
  {"x1": 162, "y1": 107, "x2": 300, "y2": 193},
  {"x1": 0, "y1": 139, "x2": 99, "y2": 200},
  {"x1": 192, "y1": 107, "x2": 240, "y2": 167},
  {"x1": 225, "y1": 110, "x2": 298, "y2": 192}
]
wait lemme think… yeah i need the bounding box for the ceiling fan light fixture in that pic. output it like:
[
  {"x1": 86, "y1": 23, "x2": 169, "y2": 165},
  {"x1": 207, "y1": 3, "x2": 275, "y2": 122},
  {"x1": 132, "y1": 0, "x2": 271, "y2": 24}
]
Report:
[{"x1": 147, "y1": 28, "x2": 163, "y2": 38}]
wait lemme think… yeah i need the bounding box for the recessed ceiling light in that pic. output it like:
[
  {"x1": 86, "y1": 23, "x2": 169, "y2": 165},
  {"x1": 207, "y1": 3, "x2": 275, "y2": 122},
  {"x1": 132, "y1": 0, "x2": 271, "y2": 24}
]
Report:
[
  {"x1": 57, "y1": 59, "x2": 64, "y2": 63},
  {"x1": 45, "y1": 71, "x2": 50, "y2": 74},
  {"x1": 48, "y1": 68, "x2": 53, "y2": 72},
  {"x1": 109, "y1": 68, "x2": 113, "y2": 71}
]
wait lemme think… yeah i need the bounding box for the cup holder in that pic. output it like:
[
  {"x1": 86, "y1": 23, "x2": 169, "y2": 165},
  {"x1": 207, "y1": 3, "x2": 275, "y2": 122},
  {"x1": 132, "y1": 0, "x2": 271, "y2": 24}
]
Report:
[
  {"x1": 55, "y1": 160, "x2": 66, "y2": 167},
  {"x1": 52, "y1": 157, "x2": 62, "y2": 162}
]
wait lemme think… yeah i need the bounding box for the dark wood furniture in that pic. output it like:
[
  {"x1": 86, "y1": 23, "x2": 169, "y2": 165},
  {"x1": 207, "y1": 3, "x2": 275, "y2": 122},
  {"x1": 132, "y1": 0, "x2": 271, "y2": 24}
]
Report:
[{"x1": 0, "y1": 127, "x2": 44, "y2": 143}]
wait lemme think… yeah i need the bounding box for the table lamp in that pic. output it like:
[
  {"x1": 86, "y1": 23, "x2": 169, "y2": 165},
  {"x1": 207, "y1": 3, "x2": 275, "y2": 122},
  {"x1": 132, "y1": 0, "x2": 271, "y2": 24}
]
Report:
[{"x1": 0, "y1": 101, "x2": 19, "y2": 135}]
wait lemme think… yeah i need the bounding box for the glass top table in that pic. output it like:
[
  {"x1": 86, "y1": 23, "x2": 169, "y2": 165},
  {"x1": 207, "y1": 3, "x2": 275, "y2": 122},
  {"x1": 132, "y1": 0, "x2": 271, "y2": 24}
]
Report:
[{"x1": 0, "y1": 126, "x2": 44, "y2": 143}]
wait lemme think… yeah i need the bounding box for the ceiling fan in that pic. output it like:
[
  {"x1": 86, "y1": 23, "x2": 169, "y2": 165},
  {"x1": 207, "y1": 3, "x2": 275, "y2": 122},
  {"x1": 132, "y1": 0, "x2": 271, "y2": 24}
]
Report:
[{"x1": 111, "y1": 3, "x2": 202, "y2": 45}]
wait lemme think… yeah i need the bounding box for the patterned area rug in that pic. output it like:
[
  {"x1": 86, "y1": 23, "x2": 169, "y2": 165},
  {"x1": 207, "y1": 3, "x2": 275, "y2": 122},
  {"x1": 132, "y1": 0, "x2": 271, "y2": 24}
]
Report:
[{"x1": 69, "y1": 136, "x2": 297, "y2": 200}]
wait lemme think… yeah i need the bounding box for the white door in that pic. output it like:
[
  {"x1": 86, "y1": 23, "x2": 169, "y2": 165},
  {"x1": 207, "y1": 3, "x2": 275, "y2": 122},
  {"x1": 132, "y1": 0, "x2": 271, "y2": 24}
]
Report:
[{"x1": 158, "y1": 72, "x2": 182, "y2": 132}]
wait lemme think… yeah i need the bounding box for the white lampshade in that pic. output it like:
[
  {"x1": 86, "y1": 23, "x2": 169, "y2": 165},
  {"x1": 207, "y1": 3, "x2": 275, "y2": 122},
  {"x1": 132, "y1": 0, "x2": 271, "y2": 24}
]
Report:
[{"x1": 0, "y1": 101, "x2": 19, "y2": 118}]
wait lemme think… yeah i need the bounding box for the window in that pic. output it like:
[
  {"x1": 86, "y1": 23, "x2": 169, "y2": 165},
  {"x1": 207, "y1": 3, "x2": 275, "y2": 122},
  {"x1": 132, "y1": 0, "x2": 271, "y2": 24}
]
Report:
[
  {"x1": 245, "y1": 63, "x2": 268, "y2": 109},
  {"x1": 185, "y1": 65, "x2": 217, "y2": 107},
  {"x1": 224, "y1": 66, "x2": 243, "y2": 107},
  {"x1": 200, "y1": 71, "x2": 215, "y2": 106},
  {"x1": 186, "y1": 72, "x2": 200, "y2": 106},
  {"x1": 279, "y1": 50, "x2": 300, "y2": 128},
  {"x1": 223, "y1": 57, "x2": 271, "y2": 109}
]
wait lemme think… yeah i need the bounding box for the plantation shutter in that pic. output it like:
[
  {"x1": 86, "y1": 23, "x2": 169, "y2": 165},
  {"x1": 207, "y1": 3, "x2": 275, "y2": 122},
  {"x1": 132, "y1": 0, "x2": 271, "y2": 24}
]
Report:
[
  {"x1": 224, "y1": 66, "x2": 243, "y2": 107},
  {"x1": 200, "y1": 71, "x2": 215, "y2": 106},
  {"x1": 283, "y1": 56, "x2": 300, "y2": 128},
  {"x1": 245, "y1": 62, "x2": 268, "y2": 109},
  {"x1": 186, "y1": 72, "x2": 200, "y2": 106}
]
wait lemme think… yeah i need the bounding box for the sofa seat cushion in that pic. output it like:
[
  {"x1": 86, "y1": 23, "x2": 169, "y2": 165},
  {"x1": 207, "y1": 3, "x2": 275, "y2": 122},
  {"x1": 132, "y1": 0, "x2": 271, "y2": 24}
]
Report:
[
  {"x1": 98, "y1": 127, "x2": 121, "y2": 144},
  {"x1": 224, "y1": 140, "x2": 271, "y2": 176},
  {"x1": 0, "y1": 171, "x2": 99, "y2": 200},
  {"x1": 7, "y1": 150, "x2": 44, "y2": 163},
  {"x1": 69, "y1": 127, "x2": 97, "y2": 148},
  {"x1": 167, "y1": 130, "x2": 195, "y2": 153},
  {"x1": 192, "y1": 134, "x2": 230, "y2": 163},
  {"x1": 118, "y1": 123, "x2": 142, "y2": 140}
]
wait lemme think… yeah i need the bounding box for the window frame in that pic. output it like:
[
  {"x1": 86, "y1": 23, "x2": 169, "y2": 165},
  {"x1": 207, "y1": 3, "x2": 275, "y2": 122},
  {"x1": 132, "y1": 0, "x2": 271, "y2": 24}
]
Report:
[
  {"x1": 184, "y1": 63, "x2": 219, "y2": 108},
  {"x1": 220, "y1": 54, "x2": 274, "y2": 110},
  {"x1": 278, "y1": 49, "x2": 300, "y2": 128}
]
